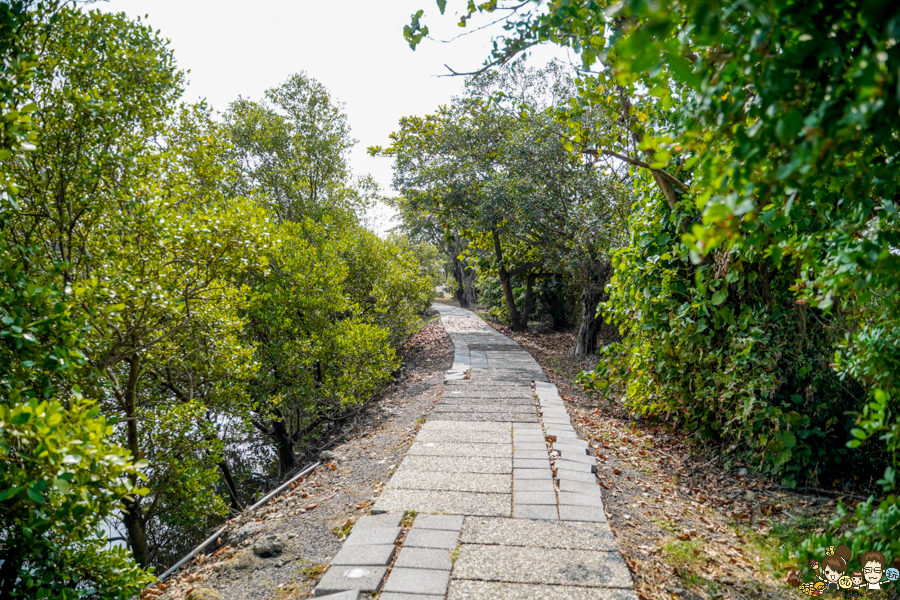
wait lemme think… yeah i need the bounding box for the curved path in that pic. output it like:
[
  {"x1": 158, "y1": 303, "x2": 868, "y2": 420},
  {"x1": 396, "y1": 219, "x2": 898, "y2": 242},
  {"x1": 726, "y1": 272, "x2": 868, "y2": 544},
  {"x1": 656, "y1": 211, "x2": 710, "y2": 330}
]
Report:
[{"x1": 314, "y1": 305, "x2": 636, "y2": 599}]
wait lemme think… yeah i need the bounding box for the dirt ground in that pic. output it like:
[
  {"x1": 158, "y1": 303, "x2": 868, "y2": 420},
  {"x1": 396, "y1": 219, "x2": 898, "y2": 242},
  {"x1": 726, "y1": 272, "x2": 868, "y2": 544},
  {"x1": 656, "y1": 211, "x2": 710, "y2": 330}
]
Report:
[
  {"x1": 485, "y1": 316, "x2": 896, "y2": 600},
  {"x1": 147, "y1": 317, "x2": 453, "y2": 600}
]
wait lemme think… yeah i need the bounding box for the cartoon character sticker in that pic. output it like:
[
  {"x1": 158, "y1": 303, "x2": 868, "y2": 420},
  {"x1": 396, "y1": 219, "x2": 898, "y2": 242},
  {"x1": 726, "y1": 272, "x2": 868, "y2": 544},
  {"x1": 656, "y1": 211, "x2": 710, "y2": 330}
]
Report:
[
  {"x1": 798, "y1": 547, "x2": 896, "y2": 595},
  {"x1": 817, "y1": 545, "x2": 852, "y2": 592},
  {"x1": 861, "y1": 550, "x2": 887, "y2": 590}
]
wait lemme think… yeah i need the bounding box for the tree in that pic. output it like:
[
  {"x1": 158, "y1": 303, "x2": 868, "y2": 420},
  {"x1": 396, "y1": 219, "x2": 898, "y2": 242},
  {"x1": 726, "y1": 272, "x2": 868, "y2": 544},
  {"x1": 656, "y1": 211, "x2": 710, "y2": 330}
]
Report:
[
  {"x1": 377, "y1": 62, "x2": 630, "y2": 346},
  {"x1": 0, "y1": 2, "x2": 151, "y2": 596}
]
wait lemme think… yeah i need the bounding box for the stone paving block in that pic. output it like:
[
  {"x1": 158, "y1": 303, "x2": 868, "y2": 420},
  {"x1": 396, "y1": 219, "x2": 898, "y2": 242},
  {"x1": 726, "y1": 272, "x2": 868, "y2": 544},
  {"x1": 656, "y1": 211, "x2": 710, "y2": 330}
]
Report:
[
  {"x1": 559, "y1": 504, "x2": 607, "y2": 522},
  {"x1": 512, "y1": 422, "x2": 542, "y2": 429},
  {"x1": 408, "y1": 442, "x2": 512, "y2": 458},
  {"x1": 381, "y1": 594, "x2": 445, "y2": 600},
  {"x1": 558, "y1": 479, "x2": 602, "y2": 494},
  {"x1": 387, "y1": 470, "x2": 510, "y2": 494},
  {"x1": 353, "y1": 513, "x2": 402, "y2": 529},
  {"x1": 513, "y1": 491, "x2": 557, "y2": 505},
  {"x1": 414, "y1": 428, "x2": 513, "y2": 444},
  {"x1": 558, "y1": 491, "x2": 604, "y2": 508},
  {"x1": 555, "y1": 459, "x2": 595, "y2": 473},
  {"x1": 438, "y1": 396, "x2": 534, "y2": 405},
  {"x1": 513, "y1": 460, "x2": 553, "y2": 481},
  {"x1": 512, "y1": 478, "x2": 555, "y2": 493},
  {"x1": 546, "y1": 431, "x2": 580, "y2": 441},
  {"x1": 372, "y1": 489, "x2": 511, "y2": 517},
  {"x1": 314, "y1": 565, "x2": 387, "y2": 596},
  {"x1": 558, "y1": 470, "x2": 598, "y2": 483},
  {"x1": 512, "y1": 433, "x2": 545, "y2": 442},
  {"x1": 452, "y1": 545, "x2": 631, "y2": 587},
  {"x1": 330, "y1": 543, "x2": 396, "y2": 566},
  {"x1": 543, "y1": 419, "x2": 572, "y2": 426},
  {"x1": 399, "y1": 455, "x2": 511, "y2": 474},
  {"x1": 512, "y1": 450, "x2": 550, "y2": 461},
  {"x1": 448, "y1": 581, "x2": 639, "y2": 600},
  {"x1": 344, "y1": 527, "x2": 401, "y2": 546},
  {"x1": 512, "y1": 442, "x2": 548, "y2": 452},
  {"x1": 553, "y1": 452, "x2": 595, "y2": 465},
  {"x1": 414, "y1": 514, "x2": 465, "y2": 531},
  {"x1": 394, "y1": 547, "x2": 453, "y2": 571},
  {"x1": 512, "y1": 458, "x2": 550, "y2": 469},
  {"x1": 419, "y1": 420, "x2": 511, "y2": 433},
  {"x1": 404, "y1": 527, "x2": 460, "y2": 549},
  {"x1": 383, "y1": 567, "x2": 451, "y2": 596},
  {"x1": 433, "y1": 405, "x2": 536, "y2": 415},
  {"x1": 313, "y1": 591, "x2": 359, "y2": 600},
  {"x1": 434, "y1": 413, "x2": 539, "y2": 423},
  {"x1": 460, "y1": 516, "x2": 617, "y2": 550},
  {"x1": 553, "y1": 442, "x2": 592, "y2": 455},
  {"x1": 512, "y1": 504, "x2": 558, "y2": 520}
]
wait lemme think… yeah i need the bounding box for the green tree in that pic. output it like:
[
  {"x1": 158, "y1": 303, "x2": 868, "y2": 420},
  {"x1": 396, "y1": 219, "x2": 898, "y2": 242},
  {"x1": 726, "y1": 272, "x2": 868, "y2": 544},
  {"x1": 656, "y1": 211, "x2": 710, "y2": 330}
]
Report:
[{"x1": 0, "y1": 2, "x2": 151, "y2": 596}]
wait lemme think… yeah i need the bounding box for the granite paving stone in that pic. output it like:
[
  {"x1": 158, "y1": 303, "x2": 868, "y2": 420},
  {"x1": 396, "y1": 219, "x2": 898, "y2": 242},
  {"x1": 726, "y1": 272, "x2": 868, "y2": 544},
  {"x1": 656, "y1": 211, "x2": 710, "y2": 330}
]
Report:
[
  {"x1": 447, "y1": 581, "x2": 639, "y2": 600},
  {"x1": 433, "y1": 405, "x2": 537, "y2": 414},
  {"x1": 381, "y1": 594, "x2": 445, "y2": 600},
  {"x1": 559, "y1": 504, "x2": 607, "y2": 522},
  {"x1": 513, "y1": 504, "x2": 558, "y2": 520},
  {"x1": 433, "y1": 413, "x2": 539, "y2": 423},
  {"x1": 352, "y1": 513, "x2": 402, "y2": 529},
  {"x1": 395, "y1": 547, "x2": 454, "y2": 570},
  {"x1": 313, "y1": 591, "x2": 360, "y2": 600},
  {"x1": 452, "y1": 545, "x2": 631, "y2": 587},
  {"x1": 414, "y1": 429, "x2": 513, "y2": 444},
  {"x1": 404, "y1": 527, "x2": 461, "y2": 549},
  {"x1": 460, "y1": 517, "x2": 617, "y2": 550},
  {"x1": 557, "y1": 470, "x2": 598, "y2": 483},
  {"x1": 512, "y1": 479, "x2": 555, "y2": 493},
  {"x1": 513, "y1": 491, "x2": 557, "y2": 505},
  {"x1": 558, "y1": 479, "x2": 603, "y2": 494},
  {"x1": 513, "y1": 450, "x2": 552, "y2": 461},
  {"x1": 388, "y1": 470, "x2": 510, "y2": 494},
  {"x1": 555, "y1": 460, "x2": 596, "y2": 473},
  {"x1": 558, "y1": 491, "x2": 604, "y2": 508},
  {"x1": 512, "y1": 458, "x2": 551, "y2": 469},
  {"x1": 512, "y1": 442, "x2": 548, "y2": 452},
  {"x1": 330, "y1": 543, "x2": 396, "y2": 566},
  {"x1": 314, "y1": 565, "x2": 388, "y2": 596},
  {"x1": 343, "y1": 527, "x2": 400, "y2": 546},
  {"x1": 408, "y1": 442, "x2": 512, "y2": 458},
  {"x1": 512, "y1": 470, "x2": 554, "y2": 483},
  {"x1": 399, "y1": 455, "x2": 511, "y2": 474},
  {"x1": 419, "y1": 421, "x2": 512, "y2": 432},
  {"x1": 383, "y1": 568, "x2": 451, "y2": 595},
  {"x1": 414, "y1": 514, "x2": 465, "y2": 530},
  {"x1": 372, "y1": 490, "x2": 511, "y2": 517}
]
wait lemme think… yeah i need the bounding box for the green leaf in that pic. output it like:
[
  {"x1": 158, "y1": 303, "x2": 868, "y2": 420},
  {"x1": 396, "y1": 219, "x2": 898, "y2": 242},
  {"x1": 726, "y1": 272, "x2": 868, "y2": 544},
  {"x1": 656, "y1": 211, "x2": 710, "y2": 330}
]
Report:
[
  {"x1": 436, "y1": 0, "x2": 447, "y2": 14},
  {"x1": 711, "y1": 290, "x2": 727, "y2": 305}
]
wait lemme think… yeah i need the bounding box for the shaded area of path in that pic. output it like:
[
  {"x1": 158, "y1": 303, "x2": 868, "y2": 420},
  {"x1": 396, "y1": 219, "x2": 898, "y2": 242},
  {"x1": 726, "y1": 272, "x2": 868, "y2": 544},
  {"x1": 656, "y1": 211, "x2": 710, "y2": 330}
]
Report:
[{"x1": 313, "y1": 305, "x2": 635, "y2": 599}]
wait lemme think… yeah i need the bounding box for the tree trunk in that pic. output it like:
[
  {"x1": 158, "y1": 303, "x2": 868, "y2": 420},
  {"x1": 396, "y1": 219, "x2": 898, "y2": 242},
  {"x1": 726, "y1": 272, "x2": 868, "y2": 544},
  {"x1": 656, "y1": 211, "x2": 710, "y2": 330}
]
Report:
[
  {"x1": 0, "y1": 549, "x2": 22, "y2": 597},
  {"x1": 492, "y1": 229, "x2": 526, "y2": 331},
  {"x1": 521, "y1": 274, "x2": 537, "y2": 328},
  {"x1": 452, "y1": 255, "x2": 477, "y2": 308},
  {"x1": 270, "y1": 414, "x2": 296, "y2": 477},
  {"x1": 122, "y1": 356, "x2": 151, "y2": 566},
  {"x1": 574, "y1": 262, "x2": 614, "y2": 356},
  {"x1": 218, "y1": 460, "x2": 243, "y2": 511}
]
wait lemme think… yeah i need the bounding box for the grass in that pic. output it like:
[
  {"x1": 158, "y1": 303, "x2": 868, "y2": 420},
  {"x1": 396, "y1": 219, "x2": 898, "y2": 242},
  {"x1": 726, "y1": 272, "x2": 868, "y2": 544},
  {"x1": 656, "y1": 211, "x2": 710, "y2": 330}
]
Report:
[
  {"x1": 401, "y1": 509, "x2": 417, "y2": 527},
  {"x1": 332, "y1": 518, "x2": 353, "y2": 538},
  {"x1": 299, "y1": 562, "x2": 327, "y2": 580},
  {"x1": 663, "y1": 538, "x2": 704, "y2": 567},
  {"x1": 741, "y1": 515, "x2": 819, "y2": 579}
]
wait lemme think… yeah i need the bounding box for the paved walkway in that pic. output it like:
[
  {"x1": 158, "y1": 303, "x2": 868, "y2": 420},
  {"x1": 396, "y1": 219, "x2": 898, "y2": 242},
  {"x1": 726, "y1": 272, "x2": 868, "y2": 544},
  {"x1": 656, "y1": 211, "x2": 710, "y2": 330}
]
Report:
[{"x1": 313, "y1": 305, "x2": 636, "y2": 599}]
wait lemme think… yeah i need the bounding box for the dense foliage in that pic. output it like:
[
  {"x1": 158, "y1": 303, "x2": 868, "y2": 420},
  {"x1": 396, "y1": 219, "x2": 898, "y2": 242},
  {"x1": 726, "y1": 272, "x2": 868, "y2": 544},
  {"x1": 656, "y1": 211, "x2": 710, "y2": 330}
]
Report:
[
  {"x1": 407, "y1": 0, "x2": 900, "y2": 561},
  {"x1": 376, "y1": 63, "x2": 630, "y2": 351},
  {"x1": 0, "y1": 3, "x2": 430, "y2": 593}
]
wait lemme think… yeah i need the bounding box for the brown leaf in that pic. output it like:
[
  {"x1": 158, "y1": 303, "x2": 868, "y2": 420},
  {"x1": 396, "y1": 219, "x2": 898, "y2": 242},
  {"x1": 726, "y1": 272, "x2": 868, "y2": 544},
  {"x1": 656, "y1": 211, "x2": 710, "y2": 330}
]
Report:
[{"x1": 306, "y1": 503, "x2": 319, "y2": 511}]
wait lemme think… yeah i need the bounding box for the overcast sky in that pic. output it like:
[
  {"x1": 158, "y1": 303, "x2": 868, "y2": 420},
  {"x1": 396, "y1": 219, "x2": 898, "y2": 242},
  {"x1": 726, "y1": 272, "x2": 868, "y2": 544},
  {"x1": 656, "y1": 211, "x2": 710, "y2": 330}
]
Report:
[{"x1": 95, "y1": 0, "x2": 565, "y2": 232}]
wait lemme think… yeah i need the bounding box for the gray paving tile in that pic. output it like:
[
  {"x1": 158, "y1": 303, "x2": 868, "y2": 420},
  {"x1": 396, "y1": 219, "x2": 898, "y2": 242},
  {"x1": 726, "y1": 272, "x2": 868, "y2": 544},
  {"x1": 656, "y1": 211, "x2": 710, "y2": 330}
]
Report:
[
  {"x1": 395, "y1": 547, "x2": 453, "y2": 570},
  {"x1": 330, "y1": 543, "x2": 396, "y2": 566},
  {"x1": 448, "y1": 581, "x2": 639, "y2": 600},
  {"x1": 419, "y1": 420, "x2": 511, "y2": 433},
  {"x1": 558, "y1": 470, "x2": 598, "y2": 483},
  {"x1": 512, "y1": 450, "x2": 550, "y2": 460},
  {"x1": 513, "y1": 491, "x2": 557, "y2": 504},
  {"x1": 404, "y1": 527, "x2": 460, "y2": 549},
  {"x1": 559, "y1": 504, "x2": 607, "y2": 522},
  {"x1": 512, "y1": 470, "x2": 553, "y2": 482},
  {"x1": 383, "y1": 568, "x2": 451, "y2": 595},
  {"x1": 433, "y1": 413, "x2": 539, "y2": 423},
  {"x1": 554, "y1": 453, "x2": 595, "y2": 465},
  {"x1": 381, "y1": 594, "x2": 445, "y2": 600},
  {"x1": 559, "y1": 479, "x2": 602, "y2": 494},
  {"x1": 313, "y1": 591, "x2": 359, "y2": 600},
  {"x1": 388, "y1": 470, "x2": 510, "y2": 493},
  {"x1": 452, "y1": 545, "x2": 631, "y2": 587},
  {"x1": 512, "y1": 422, "x2": 543, "y2": 429},
  {"x1": 372, "y1": 490, "x2": 511, "y2": 517},
  {"x1": 414, "y1": 514, "x2": 465, "y2": 530},
  {"x1": 433, "y1": 405, "x2": 536, "y2": 415},
  {"x1": 353, "y1": 513, "x2": 402, "y2": 529},
  {"x1": 512, "y1": 458, "x2": 550, "y2": 469},
  {"x1": 512, "y1": 442, "x2": 548, "y2": 452},
  {"x1": 513, "y1": 477, "x2": 554, "y2": 495},
  {"x1": 343, "y1": 527, "x2": 400, "y2": 546},
  {"x1": 558, "y1": 491, "x2": 604, "y2": 508},
  {"x1": 314, "y1": 565, "x2": 387, "y2": 596},
  {"x1": 512, "y1": 504, "x2": 558, "y2": 520},
  {"x1": 408, "y1": 442, "x2": 512, "y2": 458},
  {"x1": 460, "y1": 517, "x2": 617, "y2": 550},
  {"x1": 415, "y1": 428, "x2": 512, "y2": 444},
  {"x1": 555, "y1": 459, "x2": 595, "y2": 473},
  {"x1": 399, "y1": 455, "x2": 511, "y2": 474}
]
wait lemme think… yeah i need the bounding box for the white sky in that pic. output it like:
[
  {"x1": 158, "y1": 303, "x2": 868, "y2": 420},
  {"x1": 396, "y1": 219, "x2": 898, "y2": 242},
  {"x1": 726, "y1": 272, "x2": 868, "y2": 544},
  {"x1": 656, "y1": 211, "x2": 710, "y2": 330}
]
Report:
[{"x1": 95, "y1": 0, "x2": 566, "y2": 233}]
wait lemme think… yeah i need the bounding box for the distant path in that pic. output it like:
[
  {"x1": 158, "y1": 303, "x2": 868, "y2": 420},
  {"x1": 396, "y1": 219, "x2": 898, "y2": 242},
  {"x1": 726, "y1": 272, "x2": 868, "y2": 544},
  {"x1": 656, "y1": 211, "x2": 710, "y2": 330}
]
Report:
[{"x1": 313, "y1": 304, "x2": 636, "y2": 599}]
